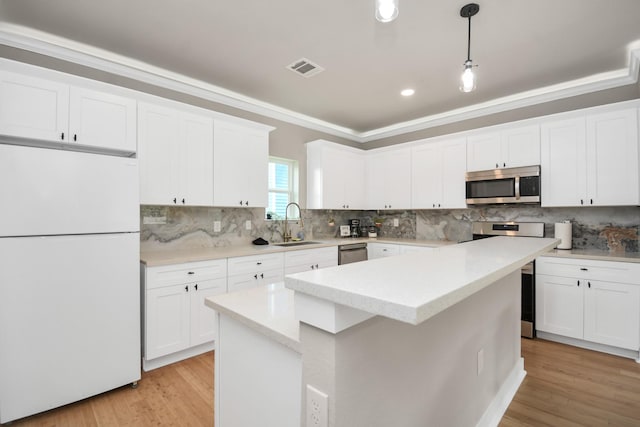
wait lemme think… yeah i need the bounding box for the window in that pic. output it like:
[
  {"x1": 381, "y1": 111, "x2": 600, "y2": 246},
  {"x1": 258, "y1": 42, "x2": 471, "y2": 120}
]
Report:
[{"x1": 267, "y1": 157, "x2": 298, "y2": 219}]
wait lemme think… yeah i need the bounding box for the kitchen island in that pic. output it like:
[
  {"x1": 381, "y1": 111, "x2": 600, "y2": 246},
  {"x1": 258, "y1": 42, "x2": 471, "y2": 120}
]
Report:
[{"x1": 206, "y1": 236, "x2": 558, "y2": 427}]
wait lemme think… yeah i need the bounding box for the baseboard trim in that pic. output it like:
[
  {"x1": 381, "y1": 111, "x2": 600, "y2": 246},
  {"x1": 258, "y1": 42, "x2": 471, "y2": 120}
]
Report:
[
  {"x1": 476, "y1": 357, "x2": 526, "y2": 427},
  {"x1": 536, "y1": 331, "x2": 640, "y2": 361},
  {"x1": 142, "y1": 341, "x2": 215, "y2": 371}
]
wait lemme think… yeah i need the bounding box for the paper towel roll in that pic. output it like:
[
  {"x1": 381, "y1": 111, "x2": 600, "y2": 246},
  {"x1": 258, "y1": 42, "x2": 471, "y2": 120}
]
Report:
[{"x1": 554, "y1": 221, "x2": 572, "y2": 249}]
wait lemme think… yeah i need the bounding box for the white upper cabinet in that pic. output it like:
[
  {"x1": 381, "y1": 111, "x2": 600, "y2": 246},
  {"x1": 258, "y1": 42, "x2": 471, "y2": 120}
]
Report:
[
  {"x1": 367, "y1": 147, "x2": 411, "y2": 210},
  {"x1": 68, "y1": 87, "x2": 137, "y2": 153},
  {"x1": 585, "y1": 108, "x2": 639, "y2": 206},
  {"x1": 213, "y1": 119, "x2": 270, "y2": 208},
  {"x1": 541, "y1": 106, "x2": 639, "y2": 207},
  {"x1": 0, "y1": 68, "x2": 136, "y2": 154},
  {"x1": 306, "y1": 140, "x2": 366, "y2": 210},
  {"x1": 466, "y1": 124, "x2": 540, "y2": 171},
  {"x1": 138, "y1": 102, "x2": 214, "y2": 206},
  {"x1": 412, "y1": 138, "x2": 466, "y2": 209},
  {"x1": 0, "y1": 70, "x2": 69, "y2": 142}
]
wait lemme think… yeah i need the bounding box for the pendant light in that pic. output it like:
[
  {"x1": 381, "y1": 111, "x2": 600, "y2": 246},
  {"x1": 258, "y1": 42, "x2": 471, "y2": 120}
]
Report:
[
  {"x1": 375, "y1": 0, "x2": 399, "y2": 23},
  {"x1": 459, "y1": 3, "x2": 480, "y2": 93}
]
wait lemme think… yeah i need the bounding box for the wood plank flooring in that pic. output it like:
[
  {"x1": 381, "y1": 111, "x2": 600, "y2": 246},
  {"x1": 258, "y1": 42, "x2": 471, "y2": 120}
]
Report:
[{"x1": 6, "y1": 339, "x2": 640, "y2": 426}]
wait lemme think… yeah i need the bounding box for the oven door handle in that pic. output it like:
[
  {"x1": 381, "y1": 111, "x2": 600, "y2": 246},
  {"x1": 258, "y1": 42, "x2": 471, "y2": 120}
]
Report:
[{"x1": 515, "y1": 175, "x2": 521, "y2": 200}]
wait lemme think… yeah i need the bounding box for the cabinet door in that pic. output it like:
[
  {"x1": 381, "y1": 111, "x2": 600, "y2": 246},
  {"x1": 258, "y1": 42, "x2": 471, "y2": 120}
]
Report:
[
  {"x1": 227, "y1": 273, "x2": 263, "y2": 292},
  {"x1": 367, "y1": 243, "x2": 400, "y2": 259},
  {"x1": 501, "y1": 124, "x2": 540, "y2": 168},
  {"x1": 190, "y1": 278, "x2": 227, "y2": 346},
  {"x1": 540, "y1": 117, "x2": 587, "y2": 207},
  {"x1": 0, "y1": 70, "x2": 69, "y2": 142},
  {"x1": 214, "y1": 120, "x2": 269, "y2": 207},
  {"x1": 319, "y1": 146, "x2": 348, "y2": 209},
  {"x1": 440, "y1": 138, "x2": 467, "y2": 208},
  {"x1": 138, "y1": 102, "x2": 180, "y2": 205},
  {"x1": 583, "y1": 280, "x2": 640, "y2": 350},
  {"x1": 586, "y1": 108, "x2": 639, "y2": 206},
  {"x1": 411, "y1": 142, "x2": 441, "y2": 209},
  {"x1": 260, "y1": 269, "x2": 285, "y2": 286},
  {"x1": 535, "y1": 274, "x2": 583, "y2": 339},
  {"x1": 68, "y1": 86, "x2": 136, "y2": 153},
  {"x1": 146, "y1": 284, "x2": 191, "y2": 360},
  {"x1": 466, "y1": 131, "x2": 501, "y2": 171},
  {"x1": 181, "y1": 112, "x2": 214, "y2": 206},
  {"x1": 342, "y1": 149, "x2": 366, "y2": 209},
  {"x1": 367, "y1": 148, "x2": 411, "y2": 209}
]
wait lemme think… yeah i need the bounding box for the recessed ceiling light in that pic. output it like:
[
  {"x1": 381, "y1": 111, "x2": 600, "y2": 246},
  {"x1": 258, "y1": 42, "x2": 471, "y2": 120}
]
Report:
[{"x1": 401, "y1": 89, "x2": 415, "y2": 97}]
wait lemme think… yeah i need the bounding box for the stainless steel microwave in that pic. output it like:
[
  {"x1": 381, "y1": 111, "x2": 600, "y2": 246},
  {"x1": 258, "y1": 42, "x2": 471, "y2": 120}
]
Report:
[{"x1": 465, "y1": 165, "x2": 541, "y2": 205}]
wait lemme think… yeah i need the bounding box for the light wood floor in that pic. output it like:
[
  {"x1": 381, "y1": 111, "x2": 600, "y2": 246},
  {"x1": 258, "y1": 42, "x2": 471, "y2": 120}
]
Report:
[{"x1": 6, "y1": 339, "x2": 640, "y2": 426}]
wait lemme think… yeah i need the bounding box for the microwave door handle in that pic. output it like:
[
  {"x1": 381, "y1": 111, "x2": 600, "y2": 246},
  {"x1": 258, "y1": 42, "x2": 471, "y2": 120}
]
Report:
[{"x1": 515, "y1": 175, "x2": 521, "y2": 200}]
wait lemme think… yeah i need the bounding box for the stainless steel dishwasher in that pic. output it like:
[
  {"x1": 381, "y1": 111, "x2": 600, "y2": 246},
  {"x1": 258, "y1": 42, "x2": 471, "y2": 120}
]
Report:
[{"x1": 338, "y1": 242, "x2": 367, "y2": 265}]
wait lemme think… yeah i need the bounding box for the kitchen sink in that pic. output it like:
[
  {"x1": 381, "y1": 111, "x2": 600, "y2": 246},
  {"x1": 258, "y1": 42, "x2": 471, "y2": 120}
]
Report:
[{"x1": 273, "y1": 241, "x2": 322, "y2": 247}]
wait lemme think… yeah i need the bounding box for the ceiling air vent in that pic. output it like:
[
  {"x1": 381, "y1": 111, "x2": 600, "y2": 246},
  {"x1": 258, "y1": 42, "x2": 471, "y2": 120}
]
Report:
[{"x1": 287, "y1": 58, "x2": 325, "y2": 78}]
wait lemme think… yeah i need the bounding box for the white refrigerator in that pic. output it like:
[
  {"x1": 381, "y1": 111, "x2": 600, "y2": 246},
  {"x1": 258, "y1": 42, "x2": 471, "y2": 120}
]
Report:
[{"x1": 0, "y1": 144, "x2": 141, "y2": 423}]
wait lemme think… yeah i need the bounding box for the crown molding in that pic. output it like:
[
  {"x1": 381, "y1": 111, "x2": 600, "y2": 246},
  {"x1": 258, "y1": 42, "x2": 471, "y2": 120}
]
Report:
[{"x1": 1, "y1": 23, "x2": 638, "y2": 144}]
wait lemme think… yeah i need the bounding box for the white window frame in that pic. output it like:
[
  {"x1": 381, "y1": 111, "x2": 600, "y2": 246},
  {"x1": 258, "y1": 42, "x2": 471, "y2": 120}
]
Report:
[{"x1": 267, "y1": 156, "x2": 299, "y2": 220}]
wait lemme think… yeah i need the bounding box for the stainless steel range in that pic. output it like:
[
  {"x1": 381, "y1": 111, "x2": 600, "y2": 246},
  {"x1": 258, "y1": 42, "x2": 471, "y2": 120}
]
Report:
[{"x1": 472, "y1": 221, "x2": 544, "y2": 338}]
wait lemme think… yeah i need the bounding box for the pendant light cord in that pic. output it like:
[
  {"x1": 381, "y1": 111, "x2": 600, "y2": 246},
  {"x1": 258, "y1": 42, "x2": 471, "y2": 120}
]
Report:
[{"x1": 467, "y1": 15, "x2": 472, "y2": 62}]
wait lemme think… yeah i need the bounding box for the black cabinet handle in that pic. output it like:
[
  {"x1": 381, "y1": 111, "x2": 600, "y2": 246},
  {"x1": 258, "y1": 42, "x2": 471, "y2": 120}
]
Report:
[
  {"x1": 588, "y1": 282, "x2": 591, "y2": 288},
  {"x1": 245, "y1": 201, "x2": 249, "y2": 206},
  {"x1": 590, "y1": 199, "x2": 593, "y2": 205},
  {"x1": 60, "y1": 132, "x2": 65, "y2": 141},
  {"x1": 311, "y1": 265, "x2": 315, "y2": 270},
  {"x1": 173, "y1": 198, "x2": 177, "y2": 204},
  {"x1": 185, "y1": 285, "x2": 189, "y2": 292},
  {"x1": 187, "y1": 271, "x2": 195, "y2": 275},
  {"x1": 580, "y1": 268, "x2": 588, "y2": 271},
  {"x1": 254, "y1": 274, "x2": 258, "y2": 279},
  {"x1": 577, "y1": 280, "x2": 580, "y2": 287},
  {"x1": 495, "y1": 163, "x2": 499, "y2": 168},
  {"x1": 315, "y1": 264, "x2": 319, "y2": 269},
  {"x1": 239, "y1": 201, "x2": 243, "y2": 206},
  {"x1": 73, "y1": 134, "x2": 77, "y2": 142},
  {"x1": 503, "y1": 162, "x2": 506, "y2": 168},
  {"x1": 260, "y1": 273, "x2": 264, "y2": 279},
  {"x1": 194, "y1": 283, "x2": 198, "y2": 291},
  {"x1": 580, "y1": 199, "x2": 584, "y2": 205},
  {"x1": 257, "y1": 261, "x2": 262, "y2": 265},
  {"x1": 181, "y1": 198, "x2": 185, "y2": 204}
]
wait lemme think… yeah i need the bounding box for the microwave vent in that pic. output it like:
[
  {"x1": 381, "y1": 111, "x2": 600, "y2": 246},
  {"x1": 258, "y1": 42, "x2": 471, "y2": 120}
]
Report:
[{"x1": 287, "y1": 58, "x2": 325, "y2": 78}]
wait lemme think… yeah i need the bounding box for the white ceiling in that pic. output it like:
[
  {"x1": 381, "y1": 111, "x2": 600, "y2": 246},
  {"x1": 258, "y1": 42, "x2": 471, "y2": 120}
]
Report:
[{"x1": 1, "y1": 0, "x2": 640, "y2": 142}]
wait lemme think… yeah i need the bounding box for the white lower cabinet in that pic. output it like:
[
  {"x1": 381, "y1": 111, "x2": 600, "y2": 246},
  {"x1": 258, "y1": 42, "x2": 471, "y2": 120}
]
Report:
[
  {"x1": 536, "y1": 256, "x2": 640, "y2": 352},
  {"x1": 284, "y1": 246, "x2": 338, "y2": 274},
  {"x1": 367, "y1": 242, "x2": 401, "y2": 259},
  {"x1": 227, "y1": 252, "x2": 284, "y2": 292},
  {"x1": 142, "y1": 259, "x2": 227, "y2": 370}
]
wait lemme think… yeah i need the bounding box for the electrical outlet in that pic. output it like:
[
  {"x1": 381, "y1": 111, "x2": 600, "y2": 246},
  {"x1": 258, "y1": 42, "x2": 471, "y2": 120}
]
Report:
[
  {"x1": 213, "y1": 221, "x2": 221, "y2": 232},
  {"x1": 245, "y1": 220, "x2": 252, "y2": 230},
  {"x1": 393, "y1": 218, "x2": 399, "y2": 227},
  {"x1": 306, "y1": 385, "x2": 328, "y2": 427},
  {"x1": 477, "y1": 348, "x2": 484, "y2": 375}
]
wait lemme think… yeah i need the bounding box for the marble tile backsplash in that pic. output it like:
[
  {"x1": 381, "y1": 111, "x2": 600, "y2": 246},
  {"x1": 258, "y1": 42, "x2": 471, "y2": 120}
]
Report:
[{"x1": 140, "y1": 205, "x2": 639, "y2": 253}]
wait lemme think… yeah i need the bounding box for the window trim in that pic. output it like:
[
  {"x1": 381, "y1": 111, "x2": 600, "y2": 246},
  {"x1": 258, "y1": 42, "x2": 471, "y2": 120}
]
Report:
[{"x1": 267, "y1": 156, "x2": 299, "y2": 220}]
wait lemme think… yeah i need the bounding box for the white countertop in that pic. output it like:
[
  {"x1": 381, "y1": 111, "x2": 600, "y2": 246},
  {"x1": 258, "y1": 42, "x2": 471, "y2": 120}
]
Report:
[
  {"x1": 140, "y1": 238, "x2": 454, "y2": 266},
  {"x1": 541, "y1": 248, "x2": 640, "y2": 263},
  {"x1": 205, "y1": 282, "x2": 300, "y2": 352},
  {"x1": 285, "y1": 236, "x2": 559, "y2": 326}
]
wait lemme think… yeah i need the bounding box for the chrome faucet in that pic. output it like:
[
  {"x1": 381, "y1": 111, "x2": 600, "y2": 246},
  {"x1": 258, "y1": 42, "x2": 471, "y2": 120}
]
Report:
[{"x1": 283, "y1": 202, "x2": 304, "y2": 242}]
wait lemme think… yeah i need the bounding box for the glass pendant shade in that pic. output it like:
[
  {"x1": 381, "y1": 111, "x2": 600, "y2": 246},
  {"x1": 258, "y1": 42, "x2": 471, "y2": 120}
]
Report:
[
  {"x1": 375, "y1": 0, "x2": 399, "y2": 23},
  {"x1": 460, "y1": 61, "x2": 476, "y2": 92}
]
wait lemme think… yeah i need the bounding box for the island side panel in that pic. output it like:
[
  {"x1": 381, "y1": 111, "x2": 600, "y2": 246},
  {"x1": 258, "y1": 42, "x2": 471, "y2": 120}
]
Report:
[{"x1": 300, "y1": 270, "x2": 522, "y2": 427}]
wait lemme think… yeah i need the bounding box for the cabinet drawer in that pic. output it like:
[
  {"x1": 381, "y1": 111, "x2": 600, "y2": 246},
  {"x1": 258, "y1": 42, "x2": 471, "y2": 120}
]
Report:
[
  {"x1": 284, "y1": 247, "x2": 338, "y2": 268},
  {"x1": 536, "y1": 256, "x2": 640, "y2": 284},
  {"x1": 227, "y1": 252, "x2": 284, "y2": 276},
  {"x1": 146, "y1": 259, "x2": 228, "y2": 289}
]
